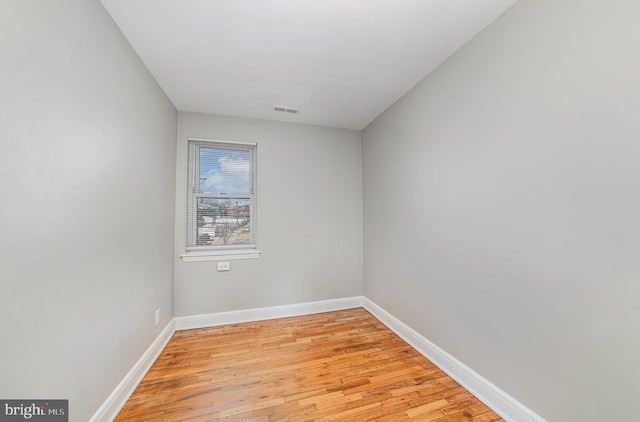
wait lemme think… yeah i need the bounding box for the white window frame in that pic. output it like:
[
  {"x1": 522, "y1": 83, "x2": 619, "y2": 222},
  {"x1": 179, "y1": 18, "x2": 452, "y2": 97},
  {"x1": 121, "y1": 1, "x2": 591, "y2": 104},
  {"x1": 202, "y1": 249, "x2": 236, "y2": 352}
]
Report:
[{"x1": 181, "y1": 138, "x2": 260, "y2": 262}]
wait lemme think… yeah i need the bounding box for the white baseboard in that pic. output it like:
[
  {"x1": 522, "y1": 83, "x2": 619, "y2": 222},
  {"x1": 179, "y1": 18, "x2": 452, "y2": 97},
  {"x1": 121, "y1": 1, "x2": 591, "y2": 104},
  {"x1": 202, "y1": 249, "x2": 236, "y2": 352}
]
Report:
[
  {"x1": 92, "y1": 296, "x2": 543, "y2": 422},
  {"x1": 89, "y1": 319, "x2": 176, "y2": 422},
  {"x1": 362, "y1": 298, "x2": 545, "y2": 422},
  {"x1": 174, "y1": 296, "x2": 364, "y2": 330}
]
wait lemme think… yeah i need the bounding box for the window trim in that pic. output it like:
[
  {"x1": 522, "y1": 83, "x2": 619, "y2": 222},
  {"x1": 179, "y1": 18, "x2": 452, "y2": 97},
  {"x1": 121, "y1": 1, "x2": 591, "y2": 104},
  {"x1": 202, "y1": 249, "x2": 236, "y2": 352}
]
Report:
[
  {"x1": 181, "y1": 137, "x2": 259, "y2": 262},
  {"x1": 180, "y1": 249, "x2": 261, "y2": 262}
]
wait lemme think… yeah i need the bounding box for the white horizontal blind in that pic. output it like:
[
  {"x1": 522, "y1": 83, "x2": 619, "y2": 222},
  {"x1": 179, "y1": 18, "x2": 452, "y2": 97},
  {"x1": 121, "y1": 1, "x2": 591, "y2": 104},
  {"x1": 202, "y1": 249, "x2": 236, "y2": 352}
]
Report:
[{"x1": 187, "y1": 139, "x2": 257, "y2": 250}]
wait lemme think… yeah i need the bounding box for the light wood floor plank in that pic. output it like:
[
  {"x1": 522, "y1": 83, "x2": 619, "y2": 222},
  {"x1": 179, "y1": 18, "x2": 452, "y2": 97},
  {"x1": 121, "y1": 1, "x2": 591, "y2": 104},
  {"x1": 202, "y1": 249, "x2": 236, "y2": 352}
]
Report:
[{"x1": 115, "y1": 308, "x2": 503, "y2": 421}]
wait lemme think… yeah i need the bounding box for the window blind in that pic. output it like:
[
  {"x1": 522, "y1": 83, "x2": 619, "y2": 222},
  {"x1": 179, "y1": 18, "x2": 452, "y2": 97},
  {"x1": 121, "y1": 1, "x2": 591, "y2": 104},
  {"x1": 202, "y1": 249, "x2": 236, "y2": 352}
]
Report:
[{"x1": 187, "y1": 139, "x2": 257, "y2": 250}]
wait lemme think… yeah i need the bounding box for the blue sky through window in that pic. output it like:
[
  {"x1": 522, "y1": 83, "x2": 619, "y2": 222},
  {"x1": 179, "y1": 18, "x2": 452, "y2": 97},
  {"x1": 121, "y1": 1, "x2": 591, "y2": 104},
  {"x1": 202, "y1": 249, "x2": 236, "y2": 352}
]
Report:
[{"x1": 199, "y1": 147, "x2": 250, "y2": 195}]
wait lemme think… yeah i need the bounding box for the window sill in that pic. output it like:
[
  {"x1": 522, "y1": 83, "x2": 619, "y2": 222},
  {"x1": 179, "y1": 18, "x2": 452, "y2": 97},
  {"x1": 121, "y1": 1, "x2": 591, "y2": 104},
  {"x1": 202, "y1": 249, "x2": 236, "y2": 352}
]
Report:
[{"x1": 180, "y1": 249, "x2": 261, "y2": 262}]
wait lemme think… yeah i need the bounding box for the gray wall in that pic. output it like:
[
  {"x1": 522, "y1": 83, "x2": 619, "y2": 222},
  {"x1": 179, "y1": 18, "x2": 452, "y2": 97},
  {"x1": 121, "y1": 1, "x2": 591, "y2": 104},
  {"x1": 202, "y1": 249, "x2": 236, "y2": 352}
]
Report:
[
  {"x1": 0, "y1": 1, "x2": 177, "y2": 420},
  {"x1": 174, "y1": 112, "x2": 363, "y2": 316},
  {"x1": 362, "y1": 0, "x2": 640, "y2": 421}
]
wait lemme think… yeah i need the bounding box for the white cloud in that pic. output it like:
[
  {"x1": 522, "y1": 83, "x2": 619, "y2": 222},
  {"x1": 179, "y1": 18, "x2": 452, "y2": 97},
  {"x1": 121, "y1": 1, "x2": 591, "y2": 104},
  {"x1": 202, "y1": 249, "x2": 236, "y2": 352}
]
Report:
[{"x1": 202, "y1": 155, "x2": 250, "y2": 195}]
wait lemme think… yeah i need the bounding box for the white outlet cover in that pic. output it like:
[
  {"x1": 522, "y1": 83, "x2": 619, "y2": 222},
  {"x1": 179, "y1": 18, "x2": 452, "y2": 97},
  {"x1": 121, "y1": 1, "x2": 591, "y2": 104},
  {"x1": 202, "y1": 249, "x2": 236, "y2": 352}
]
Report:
[{"x1": 217, "y1": 262, "x2": 231, "y2": 271}]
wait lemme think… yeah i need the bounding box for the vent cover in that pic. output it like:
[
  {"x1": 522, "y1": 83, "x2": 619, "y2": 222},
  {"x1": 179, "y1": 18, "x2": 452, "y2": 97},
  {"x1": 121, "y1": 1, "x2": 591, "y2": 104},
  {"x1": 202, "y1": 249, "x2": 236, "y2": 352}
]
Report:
[{"x1": 273, "y1": 105, "x2": 299, "y2": 114}]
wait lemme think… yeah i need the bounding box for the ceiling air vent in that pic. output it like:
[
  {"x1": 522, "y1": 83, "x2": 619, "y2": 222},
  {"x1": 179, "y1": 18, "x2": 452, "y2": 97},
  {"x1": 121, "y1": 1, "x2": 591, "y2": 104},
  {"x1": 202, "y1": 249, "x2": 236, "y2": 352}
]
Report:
[{"x1": 273, "y1": 105, "x2": 299, "y2": 114}]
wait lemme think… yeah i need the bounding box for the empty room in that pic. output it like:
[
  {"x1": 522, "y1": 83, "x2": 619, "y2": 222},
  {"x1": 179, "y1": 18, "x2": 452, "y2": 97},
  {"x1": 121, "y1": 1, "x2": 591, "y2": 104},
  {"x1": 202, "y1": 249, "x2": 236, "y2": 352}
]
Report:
[{"x1": 1, "y1": 0, "x2": 639, "y2": 421}]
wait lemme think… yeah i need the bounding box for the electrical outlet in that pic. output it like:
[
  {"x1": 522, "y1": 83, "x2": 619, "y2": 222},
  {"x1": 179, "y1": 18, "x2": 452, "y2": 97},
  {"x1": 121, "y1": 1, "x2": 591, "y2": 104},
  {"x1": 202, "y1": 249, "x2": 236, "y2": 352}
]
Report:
[
  {"x1": 155, "y1": 308, "x2": 160, "y2": 326},
  {"x1": 217, "y1": 261, "x2": 231, "y2": 271}
]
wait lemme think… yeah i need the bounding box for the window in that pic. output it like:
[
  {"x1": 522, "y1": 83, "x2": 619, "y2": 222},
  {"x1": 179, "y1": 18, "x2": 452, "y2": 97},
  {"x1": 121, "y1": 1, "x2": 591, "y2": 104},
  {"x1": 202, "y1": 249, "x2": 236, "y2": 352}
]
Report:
[{"x1": 184, "y1": 138, "x2": 258, "y2": 260}]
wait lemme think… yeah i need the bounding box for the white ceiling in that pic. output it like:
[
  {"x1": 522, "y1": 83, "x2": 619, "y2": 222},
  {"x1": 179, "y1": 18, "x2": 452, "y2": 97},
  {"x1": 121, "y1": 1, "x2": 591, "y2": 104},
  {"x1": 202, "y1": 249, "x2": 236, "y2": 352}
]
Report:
[{"x1": 100, "y1": 0, "x2": 519, "y2": 130}]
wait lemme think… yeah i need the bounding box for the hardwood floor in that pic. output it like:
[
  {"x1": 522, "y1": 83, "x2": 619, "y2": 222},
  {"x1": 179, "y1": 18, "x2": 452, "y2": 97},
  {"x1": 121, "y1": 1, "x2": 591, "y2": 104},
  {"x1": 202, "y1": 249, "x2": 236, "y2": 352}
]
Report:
[{"x1": 115, "y1": 308, "x2": 504, "y2": 421}]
